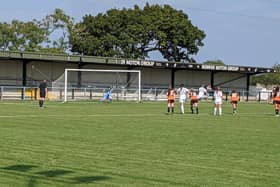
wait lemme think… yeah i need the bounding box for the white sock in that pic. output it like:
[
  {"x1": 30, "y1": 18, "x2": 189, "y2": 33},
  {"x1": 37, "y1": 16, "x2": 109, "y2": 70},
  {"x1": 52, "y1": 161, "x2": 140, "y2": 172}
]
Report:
[
  {"x1": 219, "y1": 108, "x2": 222, "y2": 115},
  {"x1": 214, "y1": 108, "x2": 217, "y2": 115}
]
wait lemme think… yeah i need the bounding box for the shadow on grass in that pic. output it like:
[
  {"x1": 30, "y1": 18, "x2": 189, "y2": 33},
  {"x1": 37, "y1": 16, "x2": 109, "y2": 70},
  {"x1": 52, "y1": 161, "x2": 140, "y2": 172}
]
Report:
[
  {"x1": 27, "y1": 176, "x2": 37, "y2": 187},
  {"x1": 72, "y1": 176, "x2": 111, "y2": 184},
  {"x1": 36, "y1": 169, "x2": 73, "y2": 177},
  {"x1": 2, "y1": 164, "x2": 38, "y2": 172},
  {"x1": 2, "y1": 164, "x2": 111, "y2": 185}
]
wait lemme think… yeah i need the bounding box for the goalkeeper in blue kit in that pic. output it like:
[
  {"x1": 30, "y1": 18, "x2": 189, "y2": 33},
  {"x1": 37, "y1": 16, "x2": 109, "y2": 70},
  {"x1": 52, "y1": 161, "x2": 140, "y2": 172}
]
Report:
[{"x1": 100, "y1": 87, "x2": 113, "y2": 102}]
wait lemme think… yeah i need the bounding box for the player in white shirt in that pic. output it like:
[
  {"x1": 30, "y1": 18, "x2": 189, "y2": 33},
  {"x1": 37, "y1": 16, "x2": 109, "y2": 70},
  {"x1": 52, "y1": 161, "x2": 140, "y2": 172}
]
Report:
[
  {"x1": 177, "y1": 84, "x2": 189, "y2": 114},
  {"x1": 198, "y1": 85, "x2": 207, "y2": 100},
  {"x1": 213, "y1": 86, "x2": 223, "y2": 115}
]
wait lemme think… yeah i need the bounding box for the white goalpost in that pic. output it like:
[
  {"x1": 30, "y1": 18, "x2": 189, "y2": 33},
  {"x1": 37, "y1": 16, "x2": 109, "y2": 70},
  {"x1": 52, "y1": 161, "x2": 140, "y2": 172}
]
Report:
[{"x1": 58, "y1": 68, "x2": 141, "y2": 102}]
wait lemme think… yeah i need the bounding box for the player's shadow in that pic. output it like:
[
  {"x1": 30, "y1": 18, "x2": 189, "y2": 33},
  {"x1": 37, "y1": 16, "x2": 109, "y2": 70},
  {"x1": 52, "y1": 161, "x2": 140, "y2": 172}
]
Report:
[
  {"x1": 2, "y1": 164, "x2": 38, "y2": 172},
  {"x1": 37, "y1": 170, "x2": 110, "y2": 184},
  {"x1": 72, "y1": 176, "x2": 111, "y2": 184},
  {"x1": 36, "y1": 169, "x2": 74, "y2": 177},
  {"x1": 2, "y1": 164, "x2": 111, "y2": 184},
  {"x1": 27, "y1": 176, "x2": 37, "y2": 187}
]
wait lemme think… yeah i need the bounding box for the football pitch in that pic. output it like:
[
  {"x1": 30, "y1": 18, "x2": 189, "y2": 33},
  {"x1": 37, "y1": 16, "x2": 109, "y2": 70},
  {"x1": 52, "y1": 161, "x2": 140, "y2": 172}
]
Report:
[{"x1": 0, "y1": 101, "x2": 279, "y2": 187}]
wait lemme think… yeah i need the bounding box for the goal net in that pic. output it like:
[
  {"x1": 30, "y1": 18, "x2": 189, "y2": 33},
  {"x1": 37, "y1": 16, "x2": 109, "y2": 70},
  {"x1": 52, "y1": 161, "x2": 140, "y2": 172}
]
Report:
[{"x1": 52, "y1": 69, "x2": 141, "y2": 102}]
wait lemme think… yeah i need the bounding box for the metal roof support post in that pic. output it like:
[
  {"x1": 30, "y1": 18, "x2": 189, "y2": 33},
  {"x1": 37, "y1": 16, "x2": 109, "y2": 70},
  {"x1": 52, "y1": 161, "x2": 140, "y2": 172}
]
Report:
[
  {"x1": 211, "y1": 71, "x2": 215, "y2": 89},
  {"x1": 246, "y1": 74, "x2": 250, "y2": 102},
  {"x1": 171, "y1": 69, "x2": 176, "y2": 89},
  {"x1": 77, "y1": 62, "x2": 84, "y2": 88},
  {"x1": 21, "y1": 60, "x2": 28, "y2": 100}
]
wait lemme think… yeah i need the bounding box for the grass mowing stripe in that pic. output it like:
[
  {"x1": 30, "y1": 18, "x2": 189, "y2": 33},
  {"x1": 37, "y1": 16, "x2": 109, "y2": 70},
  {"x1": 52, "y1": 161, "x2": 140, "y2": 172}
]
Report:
[
  {"x1": 4, "y1": 144, "x2": 276, "y2": 178},
  {"x1": 1, "y1": 101, "x2": 280, "y2": 186},
  {"x1": 2, "y1": 139, "x2": 279, "y2": 180}
]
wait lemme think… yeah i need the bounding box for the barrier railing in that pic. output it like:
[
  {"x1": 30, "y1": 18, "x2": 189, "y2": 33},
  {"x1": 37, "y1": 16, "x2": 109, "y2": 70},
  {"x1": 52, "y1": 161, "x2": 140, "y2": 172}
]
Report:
[{"x1": 0, "y1": 86, "x2": 275, "y2": 103}]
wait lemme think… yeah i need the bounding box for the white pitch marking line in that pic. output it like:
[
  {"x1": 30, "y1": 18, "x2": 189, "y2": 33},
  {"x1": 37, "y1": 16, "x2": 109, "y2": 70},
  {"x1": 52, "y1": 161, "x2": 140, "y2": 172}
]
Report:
[
  {"x1": 0, "y1": 114, "x2": 163, "y2": 118},
  {"x1": 0, "y1": 113, "x2": 277, "y2": 118}
]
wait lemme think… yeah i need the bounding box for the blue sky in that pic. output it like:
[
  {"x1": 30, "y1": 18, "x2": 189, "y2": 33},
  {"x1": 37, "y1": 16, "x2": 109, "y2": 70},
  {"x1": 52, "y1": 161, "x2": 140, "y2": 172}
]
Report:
[{"x1": 1, "y1": 0, "x2": 280, "y2": 67}]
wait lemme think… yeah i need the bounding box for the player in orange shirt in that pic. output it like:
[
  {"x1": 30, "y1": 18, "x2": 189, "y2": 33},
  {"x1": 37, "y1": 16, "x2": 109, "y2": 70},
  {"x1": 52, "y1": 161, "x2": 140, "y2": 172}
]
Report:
[
  {"x1": 166, "y1": 88, "x2": 176, "y2": 114},
  {"x1": 230, "y1": 90, "x2": 239, "y2": 114},
  {"x1": 189, "y1": 89, "x2": 199, "y2": 114},
  {"x1": 273, "y1": 86, "x2": 280, "y2": 116}
]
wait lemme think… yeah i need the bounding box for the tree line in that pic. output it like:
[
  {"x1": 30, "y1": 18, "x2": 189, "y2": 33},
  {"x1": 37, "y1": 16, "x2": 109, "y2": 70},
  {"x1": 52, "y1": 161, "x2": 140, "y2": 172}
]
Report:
[
  {"x1": 251, "y1": 64, "x2": 280, "y2": 86},
  {"x1": 0, "y1": 4, "x2": 205, "y2": 62},
  {"x1": 1, "y1": 4, "x2": 278, "y2": 85},
  {"x1": 0, "y1": 9, "x2": 72, "y2": 54}
]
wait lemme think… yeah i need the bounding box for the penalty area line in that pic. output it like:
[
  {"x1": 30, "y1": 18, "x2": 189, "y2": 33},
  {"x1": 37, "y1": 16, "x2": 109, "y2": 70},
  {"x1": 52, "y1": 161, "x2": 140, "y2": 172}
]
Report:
[
  {"x1": 0, "y1": 113, "x2": 167, "y2": 118},
  {"x1": 0, "y1": 113, "x2": 209, "y2": 118},
  {"x1": 0, "y1": 113, "x2": 277, "y2": 118}
]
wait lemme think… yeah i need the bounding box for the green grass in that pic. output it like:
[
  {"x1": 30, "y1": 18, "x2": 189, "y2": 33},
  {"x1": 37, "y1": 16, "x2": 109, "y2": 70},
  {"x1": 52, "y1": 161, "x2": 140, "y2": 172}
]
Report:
[{"x1": 0, "y1": 101, "x2": 280, "y2": 187}]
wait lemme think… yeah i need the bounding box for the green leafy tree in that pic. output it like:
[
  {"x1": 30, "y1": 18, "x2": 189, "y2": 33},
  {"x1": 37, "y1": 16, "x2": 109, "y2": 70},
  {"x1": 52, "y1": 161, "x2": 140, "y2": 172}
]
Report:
[
  {"x1": 203, "y1": 60, "x2": 225, "y2": 66},
  {"x1": 0, "y1": 8, "x2": 73, "y2": 53},
  {"x1": 41, "y1": 8, "x2": 74, "y2": 53},
  {"x1": 251, "y1": 63, "x2": 280, "y2": 86},
  {"x1": 0, "y1": 20, "x2": 48, "y2": 51},
  {"x1": 70, "y1": 4, "x2": 205, "y2": 61}
]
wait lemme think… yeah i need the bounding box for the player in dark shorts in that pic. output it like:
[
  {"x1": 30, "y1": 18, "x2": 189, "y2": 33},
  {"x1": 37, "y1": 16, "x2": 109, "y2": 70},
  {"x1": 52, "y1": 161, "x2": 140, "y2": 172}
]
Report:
[
  {"x1": 189, "y1": 89, "x2": 199, "y2": 114},
  {"x1": 39, "y1": 80, "x2": 47, "y2": 108},
  {"x1": 273, "y1": 86, "x2": 280, "y2": 116},
  {"x1": 230, "y1": 90, "x2": 239, "y2": 114},
  {"x1": 166, "y1": 88, "x2": 176, "y2": 114}
]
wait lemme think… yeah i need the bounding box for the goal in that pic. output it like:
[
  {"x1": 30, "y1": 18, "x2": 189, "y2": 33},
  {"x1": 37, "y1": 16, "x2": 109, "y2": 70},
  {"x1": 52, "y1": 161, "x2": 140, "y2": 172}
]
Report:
[{"x1": 52, "y1": 69, "x2": 141, "y2": 102}]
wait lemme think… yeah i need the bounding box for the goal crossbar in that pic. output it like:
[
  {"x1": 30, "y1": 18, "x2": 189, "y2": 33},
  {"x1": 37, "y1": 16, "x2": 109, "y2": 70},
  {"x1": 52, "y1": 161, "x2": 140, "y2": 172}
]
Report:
[{"x1": 64, "y1": 68, "x2": 141, "y2": 102}]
